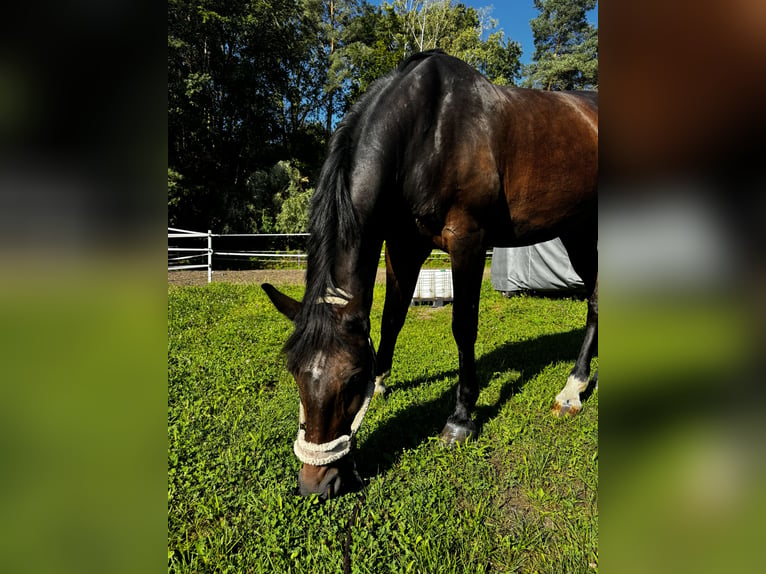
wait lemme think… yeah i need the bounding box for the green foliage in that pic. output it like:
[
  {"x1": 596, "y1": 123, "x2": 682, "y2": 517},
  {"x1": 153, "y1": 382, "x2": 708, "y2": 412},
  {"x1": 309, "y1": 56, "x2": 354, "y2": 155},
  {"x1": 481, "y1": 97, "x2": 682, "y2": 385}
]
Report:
[
  {"x1": 167, "y1": 168, "x2": 184, "y2": 227},
  {"x1": 302, "y1": 0, "x2": 369, "y2": 133},
  {"x1": 359, "y1": 1, "x2": 522, "y2": 86},
  {"x1": 276, "y1": 188, "x2": 314, "y2": 234},
  {"x1": 168, "y1": 0, "x2": 327, "y2": 232},
  {"x1": 168, "y1": 280, "x2": 598, "y2": 572},
  {"x1": 468, "y1": 30, "x2": 523, "y2": 86},
  {"x1": 342, "y1": 5, "x2": 405, "y2": 99},
  {"x1": 524, "y1": 0, "x2": 598, "y2": 90},
  {"x1": 242, "y1": 160, "x2": 313, "y2": 234}
]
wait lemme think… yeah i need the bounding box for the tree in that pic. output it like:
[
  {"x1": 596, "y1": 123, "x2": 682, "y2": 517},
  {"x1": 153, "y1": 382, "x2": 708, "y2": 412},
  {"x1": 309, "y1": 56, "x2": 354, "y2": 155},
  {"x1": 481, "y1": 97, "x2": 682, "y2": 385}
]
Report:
[
  {"x1": 341, "y1": 3, "x2": 404, "y2": 101},
  {"x1": 524, "y1": 0, "x2": 598, "y2": 90},
  {"x1": 395, "y1": 0, "x2": 453, "y2": 53},
  {"x1": 167, "y1": 1, "x2": 525, "y2": 233},
  {"x1": 168, "y1": 1, "x2": 327, "y2": 231},
  {"x1": 300, "y1": 1, "x2": 368, "y2": 134},
  {"x1": 276, "y1": 188, "x2": 314, "y2": 233},
  {"x1": 241, "y1": 160, "x2": 313, "y2": 234},
  {"x1": 344, "y1": 1, "x2": 522, "y2": 97}
]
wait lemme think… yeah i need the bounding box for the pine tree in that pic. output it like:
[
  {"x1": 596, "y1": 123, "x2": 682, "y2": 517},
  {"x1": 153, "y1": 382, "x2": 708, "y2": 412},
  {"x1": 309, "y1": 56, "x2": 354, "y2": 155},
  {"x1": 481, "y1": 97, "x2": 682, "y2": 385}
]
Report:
[{"x1": 524, "y1": 0, "x2": 598, "y2": 90}]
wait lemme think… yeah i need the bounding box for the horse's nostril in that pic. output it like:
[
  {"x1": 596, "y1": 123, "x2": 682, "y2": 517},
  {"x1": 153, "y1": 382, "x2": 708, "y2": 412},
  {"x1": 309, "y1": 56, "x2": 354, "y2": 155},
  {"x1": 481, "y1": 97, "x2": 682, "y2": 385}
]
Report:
[
  {"x1": 319, "y1": 468, "x2": 342, "y2": 499},
  {"x1": 298, "y1": 466, "x2": 340, "y2": 498},
  {"x1": 325, "y1": 473, "x2": 342, "y2": 499},
  {"x1": 297, "y1": 459, "x2": 362, "y2": 499}
]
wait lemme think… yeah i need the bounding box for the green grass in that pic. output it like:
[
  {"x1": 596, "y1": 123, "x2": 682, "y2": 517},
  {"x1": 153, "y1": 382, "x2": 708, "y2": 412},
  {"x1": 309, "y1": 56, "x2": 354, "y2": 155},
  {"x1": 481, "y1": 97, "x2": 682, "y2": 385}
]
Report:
[{"x1": 168, "y1": 280, "x2": 598, "y2": 573}]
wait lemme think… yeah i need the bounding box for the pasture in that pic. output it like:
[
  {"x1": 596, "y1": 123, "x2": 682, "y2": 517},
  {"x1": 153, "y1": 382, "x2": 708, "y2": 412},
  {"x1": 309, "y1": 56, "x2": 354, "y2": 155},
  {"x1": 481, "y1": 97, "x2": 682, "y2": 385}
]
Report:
[{"x1": 168, "y1": 279, "x2": 598, "y2": 573}]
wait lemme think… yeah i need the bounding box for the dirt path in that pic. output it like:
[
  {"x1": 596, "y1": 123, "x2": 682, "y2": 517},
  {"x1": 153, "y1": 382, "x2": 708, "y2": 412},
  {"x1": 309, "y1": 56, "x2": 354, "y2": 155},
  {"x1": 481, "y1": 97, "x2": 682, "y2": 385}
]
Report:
[
  {"x1": 168, "y1": 267, "x2": 491, "y2": 287},
  {"x1": 168, "y1": 269, "x2": 389, "y2": 287}
]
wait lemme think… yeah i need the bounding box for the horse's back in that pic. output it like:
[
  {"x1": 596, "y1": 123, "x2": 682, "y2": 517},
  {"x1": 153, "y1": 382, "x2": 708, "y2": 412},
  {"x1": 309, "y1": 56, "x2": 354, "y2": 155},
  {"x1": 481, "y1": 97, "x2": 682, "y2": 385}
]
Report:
[
  {"x1": 488, "y1": 87, "x2": 597, "y2": 243},
  {"x1": 351, "y1": 51, "x2": 598, "y2": 247}
]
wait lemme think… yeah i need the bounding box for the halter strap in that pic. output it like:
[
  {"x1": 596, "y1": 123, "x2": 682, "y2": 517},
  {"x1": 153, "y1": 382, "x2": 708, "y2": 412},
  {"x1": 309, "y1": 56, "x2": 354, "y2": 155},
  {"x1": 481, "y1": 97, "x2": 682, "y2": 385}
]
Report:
[{"x1": 316, "y1": 286, "x2": 352, "y2": 306}]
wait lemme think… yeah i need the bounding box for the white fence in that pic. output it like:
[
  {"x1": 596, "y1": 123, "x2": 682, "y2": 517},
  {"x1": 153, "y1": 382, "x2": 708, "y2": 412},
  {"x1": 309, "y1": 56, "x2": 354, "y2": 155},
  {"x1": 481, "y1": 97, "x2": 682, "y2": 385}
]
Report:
[
  {"x1": 168, "y1": 228, "x2": 213, "y2": 283},
  {"x1": 168, "y1": 228, "x2": 488, "y2": 284},
  {"x1": 168, "y1": 228, "x2": 309, "y2": 283}
]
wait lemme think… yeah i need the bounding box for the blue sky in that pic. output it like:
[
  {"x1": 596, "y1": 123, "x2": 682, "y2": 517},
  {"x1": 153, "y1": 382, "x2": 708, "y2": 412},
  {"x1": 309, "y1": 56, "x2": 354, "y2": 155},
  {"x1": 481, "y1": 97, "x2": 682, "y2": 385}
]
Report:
[
  {"x1": 470, "y1": 1, "x2": 598, "y2": 64},
  {"x1": 372, "y1": 1, "x2": 599, "y2": 65}
]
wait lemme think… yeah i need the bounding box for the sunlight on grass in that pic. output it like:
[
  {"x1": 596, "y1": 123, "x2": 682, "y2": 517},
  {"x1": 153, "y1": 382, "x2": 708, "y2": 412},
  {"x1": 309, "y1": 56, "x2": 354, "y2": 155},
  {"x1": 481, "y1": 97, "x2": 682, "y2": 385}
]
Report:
[{"x1": 168, "y1": 281, "x2": 597, "y2": 572}]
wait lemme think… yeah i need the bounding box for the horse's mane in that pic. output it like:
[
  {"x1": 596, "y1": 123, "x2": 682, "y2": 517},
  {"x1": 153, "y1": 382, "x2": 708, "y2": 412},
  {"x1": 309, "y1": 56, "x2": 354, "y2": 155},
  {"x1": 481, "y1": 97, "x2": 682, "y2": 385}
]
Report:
[
  {"x1": 283, "y1": 50, "x2": 446, "y2": 370},
  {"x1": 282, "y1": 67, "x2": 403, "y2": 371}
]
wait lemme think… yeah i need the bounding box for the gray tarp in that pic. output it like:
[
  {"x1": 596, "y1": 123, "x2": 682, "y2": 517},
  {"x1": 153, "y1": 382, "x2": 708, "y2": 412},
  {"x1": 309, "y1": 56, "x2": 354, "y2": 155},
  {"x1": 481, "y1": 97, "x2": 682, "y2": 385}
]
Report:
[{"x1": 490, "y1": 238, "x2": 584, "y2": 294}]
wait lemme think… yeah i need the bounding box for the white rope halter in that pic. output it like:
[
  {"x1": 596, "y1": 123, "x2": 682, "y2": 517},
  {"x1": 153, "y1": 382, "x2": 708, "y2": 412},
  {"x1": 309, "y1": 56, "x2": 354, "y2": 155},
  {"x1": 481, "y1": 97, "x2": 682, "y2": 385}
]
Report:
[
  {"x1": 292, "y1": 286, "x2": 376, "y2": 466},
  {"x1": 293, "y1": 377, "x2": 375, "y2": 466}
]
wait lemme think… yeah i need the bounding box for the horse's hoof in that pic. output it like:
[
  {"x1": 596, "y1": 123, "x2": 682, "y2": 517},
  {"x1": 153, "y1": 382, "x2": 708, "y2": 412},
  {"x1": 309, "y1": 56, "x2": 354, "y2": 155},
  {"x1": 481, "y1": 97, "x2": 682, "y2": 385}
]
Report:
[
  {"x1": 373, "y1": 373, "x2": 388, "y2": 397},
  {"x1": 373, "y1": 381, "x2": 387, "y2": 397},
  {"x1": 439, "y1": 420, "x2": 476, "y2": 445},
  {"x1": 552, "y1": 398, "x2": 582, "y2": 417},
  {"x1": 552, "y1": 375, "x2": 588, "y2": 417}
]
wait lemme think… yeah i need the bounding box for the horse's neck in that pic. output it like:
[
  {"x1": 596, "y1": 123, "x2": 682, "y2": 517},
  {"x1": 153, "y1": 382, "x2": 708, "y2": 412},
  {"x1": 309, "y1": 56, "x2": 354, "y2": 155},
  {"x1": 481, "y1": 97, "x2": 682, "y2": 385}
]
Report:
[
  {"x1": 315, "y1": 164, "x2": 386, "y2": 313},
  {"x1": 330, "y1": 235, "x2": 381, "y2": 313}
]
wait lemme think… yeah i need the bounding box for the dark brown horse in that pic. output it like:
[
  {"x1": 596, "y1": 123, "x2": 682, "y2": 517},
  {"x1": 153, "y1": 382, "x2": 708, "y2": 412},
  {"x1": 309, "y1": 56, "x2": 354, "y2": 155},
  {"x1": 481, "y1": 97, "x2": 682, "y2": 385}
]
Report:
[{"x1": 263, "y1": 50, "x2": 597, "y2": 499}]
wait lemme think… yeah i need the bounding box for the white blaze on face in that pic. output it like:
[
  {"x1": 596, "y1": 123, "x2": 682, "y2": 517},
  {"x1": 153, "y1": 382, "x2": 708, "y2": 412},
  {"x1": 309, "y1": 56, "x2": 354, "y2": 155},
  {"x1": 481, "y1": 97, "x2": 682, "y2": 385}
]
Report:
[{"x1": 307, "y1": 352, "x2": 327, "y2": 381}]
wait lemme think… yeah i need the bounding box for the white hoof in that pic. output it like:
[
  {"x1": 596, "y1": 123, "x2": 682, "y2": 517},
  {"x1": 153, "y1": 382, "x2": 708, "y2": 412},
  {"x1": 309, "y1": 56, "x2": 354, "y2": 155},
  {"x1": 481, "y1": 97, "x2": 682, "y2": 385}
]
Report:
[
  {"x1": 374, "y1": 371, "x2": 390, "y2": 397},
  {"x1": 552, "y1": 396, "x2": 583, "y2": 416},
  {"x1": 552, "y1": 375, "x2": 589, "y2": 417}
]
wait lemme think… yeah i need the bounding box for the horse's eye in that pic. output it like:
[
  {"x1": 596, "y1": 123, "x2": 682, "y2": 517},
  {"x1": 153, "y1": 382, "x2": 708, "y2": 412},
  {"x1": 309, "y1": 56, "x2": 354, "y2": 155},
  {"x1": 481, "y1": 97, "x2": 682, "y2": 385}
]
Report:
[{"x1": 347, "y1": 373, "x2": 362, "y2": 387}]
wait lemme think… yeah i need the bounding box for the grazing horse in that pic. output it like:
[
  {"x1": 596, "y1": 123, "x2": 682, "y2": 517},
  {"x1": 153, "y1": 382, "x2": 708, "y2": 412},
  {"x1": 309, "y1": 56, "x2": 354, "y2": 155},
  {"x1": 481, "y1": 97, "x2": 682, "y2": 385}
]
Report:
[{"x1": 263, "y1": 50, "x2": 597, "y2": 499}]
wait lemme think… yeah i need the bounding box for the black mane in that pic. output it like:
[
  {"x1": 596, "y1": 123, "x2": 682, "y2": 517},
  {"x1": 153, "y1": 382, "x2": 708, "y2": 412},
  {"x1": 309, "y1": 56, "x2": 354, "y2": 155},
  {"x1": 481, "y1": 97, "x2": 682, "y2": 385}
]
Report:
[{"x1": 282, "y1": 54, "x2": 437, "y2": 371}]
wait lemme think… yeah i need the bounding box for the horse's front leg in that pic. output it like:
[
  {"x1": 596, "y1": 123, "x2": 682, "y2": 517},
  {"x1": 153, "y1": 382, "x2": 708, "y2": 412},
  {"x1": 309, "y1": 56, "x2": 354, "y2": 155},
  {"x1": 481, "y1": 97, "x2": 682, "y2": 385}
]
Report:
[
  {"x1": 375, "y1": 240, "x2": 431, "y2": 395},
  {"x1": 440, "y1": 232, "x2": 486, "y2": 444}
]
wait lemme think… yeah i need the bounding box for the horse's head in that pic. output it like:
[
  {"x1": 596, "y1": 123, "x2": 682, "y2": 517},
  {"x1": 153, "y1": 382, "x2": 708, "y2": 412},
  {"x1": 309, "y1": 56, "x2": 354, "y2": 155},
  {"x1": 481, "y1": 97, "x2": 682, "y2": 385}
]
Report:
[{"x1": 262, "y1": 283, "x2": 375, "y2": 499}]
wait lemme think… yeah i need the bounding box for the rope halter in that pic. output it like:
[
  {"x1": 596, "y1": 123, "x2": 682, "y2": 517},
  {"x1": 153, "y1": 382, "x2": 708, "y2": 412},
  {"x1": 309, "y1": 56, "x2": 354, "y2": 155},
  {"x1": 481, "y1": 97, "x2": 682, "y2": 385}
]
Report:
[
  {"x1": 294, "y1": 374, "x2": 375, "y2": 466},
  {"x1": 292, "y1": 286, "x2": 376, "y2": 467}
]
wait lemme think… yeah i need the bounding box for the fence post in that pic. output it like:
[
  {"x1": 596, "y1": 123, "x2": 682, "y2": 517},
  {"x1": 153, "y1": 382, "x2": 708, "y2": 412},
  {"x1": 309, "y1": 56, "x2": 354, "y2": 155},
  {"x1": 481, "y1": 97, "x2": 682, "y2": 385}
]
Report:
[{"x1": 207, "y1": 230, "x2": 213, "y2": 284}]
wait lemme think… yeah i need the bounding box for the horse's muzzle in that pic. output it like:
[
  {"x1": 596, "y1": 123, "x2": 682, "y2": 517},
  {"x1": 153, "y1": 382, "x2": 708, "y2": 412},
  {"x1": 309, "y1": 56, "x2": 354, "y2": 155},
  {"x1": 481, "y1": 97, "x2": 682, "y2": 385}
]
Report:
[{"x1": 297, "y1": 458, "x2": 362, "y2": 499}]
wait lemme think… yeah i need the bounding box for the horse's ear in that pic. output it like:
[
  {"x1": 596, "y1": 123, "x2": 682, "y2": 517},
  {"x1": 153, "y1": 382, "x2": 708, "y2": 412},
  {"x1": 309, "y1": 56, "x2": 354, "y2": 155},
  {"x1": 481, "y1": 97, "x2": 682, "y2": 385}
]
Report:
[{"x1": 262, "y1": 283, "x2": 302, "y2": 321}]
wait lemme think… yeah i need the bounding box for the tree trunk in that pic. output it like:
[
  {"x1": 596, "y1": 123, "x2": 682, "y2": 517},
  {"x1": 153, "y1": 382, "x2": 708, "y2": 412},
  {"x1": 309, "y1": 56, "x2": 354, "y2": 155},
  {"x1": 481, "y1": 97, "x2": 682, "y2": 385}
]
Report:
[{"x1": 326, "y1": 0, "x2": 336, "y2": 135}]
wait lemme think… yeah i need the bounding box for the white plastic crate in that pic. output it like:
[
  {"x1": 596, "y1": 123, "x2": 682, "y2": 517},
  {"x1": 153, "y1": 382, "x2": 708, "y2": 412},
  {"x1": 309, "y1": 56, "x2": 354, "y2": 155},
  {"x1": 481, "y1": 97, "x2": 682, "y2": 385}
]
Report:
[{"x1": 412, "y1": 269, "x2": 453, "y2": 306}]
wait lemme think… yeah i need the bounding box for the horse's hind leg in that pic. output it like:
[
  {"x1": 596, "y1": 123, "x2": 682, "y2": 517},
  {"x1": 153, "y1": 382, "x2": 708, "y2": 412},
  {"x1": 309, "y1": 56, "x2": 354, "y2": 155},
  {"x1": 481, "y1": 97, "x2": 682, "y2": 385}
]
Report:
[
  {"x1": 554, "y1": 231, "x2": 598, "y2": 416},
  {"x1": 375, "y1": 239, "x2": 431, "y2": 395}
]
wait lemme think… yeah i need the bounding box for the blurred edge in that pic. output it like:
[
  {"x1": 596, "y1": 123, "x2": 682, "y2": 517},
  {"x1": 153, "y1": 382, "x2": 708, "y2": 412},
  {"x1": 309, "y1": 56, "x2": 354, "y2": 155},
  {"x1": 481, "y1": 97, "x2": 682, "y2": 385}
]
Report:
[
  {"x1": 0, "y1": 0, "x2": 765, "y2": 573},
  {"x1": 0, "y1": 2, "x2": 167, "y2": 574},
  {"x1": 601, "y1": 1, "x2": 766, "y2": 572}
]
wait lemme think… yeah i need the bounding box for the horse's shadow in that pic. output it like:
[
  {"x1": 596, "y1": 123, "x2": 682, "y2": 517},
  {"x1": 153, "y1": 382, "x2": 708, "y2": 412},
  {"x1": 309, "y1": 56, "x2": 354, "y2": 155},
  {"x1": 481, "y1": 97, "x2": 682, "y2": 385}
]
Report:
[{"x1": 356, "y1": 328, "x2": 589, "y2": 478}]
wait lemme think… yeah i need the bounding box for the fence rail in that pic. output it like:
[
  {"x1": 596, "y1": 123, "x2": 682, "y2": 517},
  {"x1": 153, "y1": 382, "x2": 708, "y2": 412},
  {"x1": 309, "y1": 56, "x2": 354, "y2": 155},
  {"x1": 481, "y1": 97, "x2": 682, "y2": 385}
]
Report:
[
  {"x1": 168, "y1": 228, "x2": 312, "y2": 283},
  {"x1": 167, "y1": 228, "x2": 214, "y2": 282},
  {"x1": 168, "y1": 228, "x2": 489, "y2": 284}
]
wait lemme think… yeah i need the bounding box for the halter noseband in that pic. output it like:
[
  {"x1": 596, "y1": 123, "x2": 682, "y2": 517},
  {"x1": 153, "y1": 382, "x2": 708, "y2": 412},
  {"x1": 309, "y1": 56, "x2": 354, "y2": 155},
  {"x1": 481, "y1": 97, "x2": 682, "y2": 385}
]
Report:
[{"x1": 293, "y1": 287, "x2": 376, "y2": 467}]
